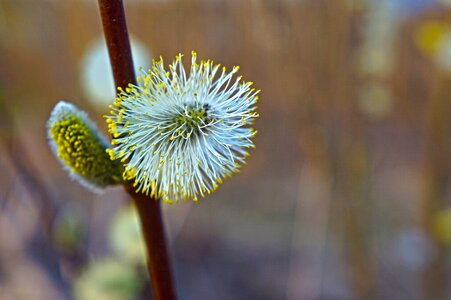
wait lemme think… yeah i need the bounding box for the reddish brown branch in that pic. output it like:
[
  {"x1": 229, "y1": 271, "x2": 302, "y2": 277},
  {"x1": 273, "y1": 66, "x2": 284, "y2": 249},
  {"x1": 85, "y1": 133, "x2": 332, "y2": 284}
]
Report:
[
  {"x1": 97, "y1": 1, "x2": 177, "y2": 299},
  {"x1": 98, "y1": 0, "x2": 135, "y2": 88},
  {"x1": 126, "y1": 187, "x2": 177, "y2": 300}
]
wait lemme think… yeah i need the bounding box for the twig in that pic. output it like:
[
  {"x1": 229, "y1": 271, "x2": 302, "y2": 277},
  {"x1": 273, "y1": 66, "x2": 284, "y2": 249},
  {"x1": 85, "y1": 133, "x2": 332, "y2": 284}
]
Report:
[
  {"x1": 126, "y1": 186, "x2": 177, "y2": 300},
  {"x1": 97, "y1": 1, "x2": 177, "y2": 299}
]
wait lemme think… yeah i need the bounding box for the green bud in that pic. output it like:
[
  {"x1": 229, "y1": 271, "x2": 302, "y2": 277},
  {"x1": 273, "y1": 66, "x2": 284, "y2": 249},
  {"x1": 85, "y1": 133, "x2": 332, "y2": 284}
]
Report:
[
  {"x1": 73, "y1": 258, "x2": 140, "y2": 300},
  {"x1": 47, "y1": 101, "x2": 123, "y2": 190},
  {"x1": 109, "y1": 204, "x2": 146, "y2": 265}
]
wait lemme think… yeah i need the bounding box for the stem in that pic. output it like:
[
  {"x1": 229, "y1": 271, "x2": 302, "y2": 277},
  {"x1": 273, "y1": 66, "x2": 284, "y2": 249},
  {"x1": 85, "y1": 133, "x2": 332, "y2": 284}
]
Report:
[
  {"x1": 97, "y1": 1, "x2": 177, "y2": 299},
  {"x1": 98, "y1": 0, "x2": 135, "y2": 87},
  {"x1": 126, "y1": 187, "x2": 178, "y2": 300}
]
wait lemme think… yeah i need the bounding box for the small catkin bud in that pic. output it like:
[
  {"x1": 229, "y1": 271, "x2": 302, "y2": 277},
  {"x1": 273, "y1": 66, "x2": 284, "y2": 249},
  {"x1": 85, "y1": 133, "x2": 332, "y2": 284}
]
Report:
[{"x1": 47, "y1": 101, "x2": 123, "y2": 191}]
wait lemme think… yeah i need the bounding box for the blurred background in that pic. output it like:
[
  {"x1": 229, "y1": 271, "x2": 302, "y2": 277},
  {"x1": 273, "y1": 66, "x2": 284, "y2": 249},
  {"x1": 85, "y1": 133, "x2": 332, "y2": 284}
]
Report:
[{"x1": 1, "y1": 0, "x2": 451, "y2": 299}]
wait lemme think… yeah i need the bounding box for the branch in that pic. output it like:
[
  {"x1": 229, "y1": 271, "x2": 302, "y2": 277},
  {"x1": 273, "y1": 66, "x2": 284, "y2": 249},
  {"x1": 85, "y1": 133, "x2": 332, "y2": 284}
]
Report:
[{"x1": 97, "y1": 1, "x2": 177, "y2": 299}]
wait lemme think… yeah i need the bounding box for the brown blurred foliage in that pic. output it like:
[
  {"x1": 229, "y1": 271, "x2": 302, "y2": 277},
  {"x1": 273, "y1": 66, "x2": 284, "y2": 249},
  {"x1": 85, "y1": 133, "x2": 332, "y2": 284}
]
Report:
[{"x1": 1, "y1": 0, "x2": 451, "y2": 299}]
